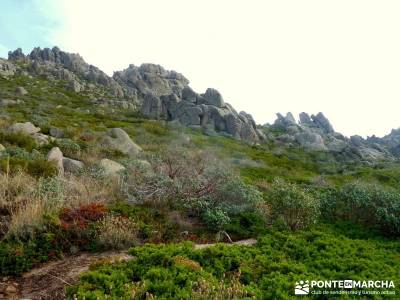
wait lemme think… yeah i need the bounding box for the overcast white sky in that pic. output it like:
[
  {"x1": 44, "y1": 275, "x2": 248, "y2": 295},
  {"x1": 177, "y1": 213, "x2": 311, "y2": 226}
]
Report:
[{"x1": 2, "y1": 0, "x2": 400, "y2": 137}]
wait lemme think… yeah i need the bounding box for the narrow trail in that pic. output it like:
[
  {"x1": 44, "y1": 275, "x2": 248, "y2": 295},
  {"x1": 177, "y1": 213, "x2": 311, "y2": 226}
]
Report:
[{"x1": 0, "y1": 239, "x2": 257, "y2": 300}]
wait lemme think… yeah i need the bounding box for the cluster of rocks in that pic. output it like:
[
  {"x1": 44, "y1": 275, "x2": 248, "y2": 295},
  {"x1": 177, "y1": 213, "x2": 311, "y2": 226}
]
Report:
[
  {"x1": 0, "y1": 120, "x2": 145, "y2": 178},
  {"x1": 0, "y1": 58, "x2": 16, "y2": 77},
  {"x1": 3, "y1": 47, "x2": 400, "y2": 152},
  {"x1": 140, "y1": 86, "x2": 264, "y2": 142},
  {"x1": 113, "y1": 63, "x2": 264, "y2": 142},
  {"x1": 268, "y1": 112, "x2": 394, "y2": 161},
  {"x1": 8, "y1": 122, "x2": 53, "y2": 146},
  {"x1": 4, "y1": 47, "x2": 263, "y2": 143},
  {"x1": 366, "y1": 128, "x2": 400, "y2": 157},
  {"x1": 46, "y1": 127, "x2": 143, "y2": 177},
  {"x1": 90, "y1": 98, "x2": 136, "y2": 111},
  {"x1": 7, "y1": 47, "x2": 135, "y2": 104}
]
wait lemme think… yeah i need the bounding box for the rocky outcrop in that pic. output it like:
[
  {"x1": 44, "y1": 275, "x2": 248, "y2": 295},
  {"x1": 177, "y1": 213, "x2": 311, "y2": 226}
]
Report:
[
  {"x1": 274, "y1": 113, "x2": 297, "y2": 128},
  {"x1": 0, "y1": 58, "x2": 16, "y2": 77},
  {"x1": 134, "y1": 72, "x2": 260, "y2": 142},
  {"x1": 365, "y1": 128, "x2": 400, "y2": 156},
  {"x1": 101, "y1": 128, "x2": 142, "y2": 157},
  {"x1": 5, "y1": 47, "x2": 260, "y2": 143},
  {"x1": 267, "y1": 112, "x2": 394, "y2": 162},
  {"x1": 7, "y1": 122, "x2": 52, "y2": 146},
  {"x1": 8, "y1": 48, "x2": 25, "y2": 61},
  {"x1": 113, "y1": 64, "x2": 188, "y2": 97},
  {"x1": 9, "y1": 47, "x2": 130, "y2": 101},
  {"x1": 4, "y1": 46, "x2": 399, "y2": 151},
  {"x1": 310, "y1": 112, "x2": 334, "y2": 133}
]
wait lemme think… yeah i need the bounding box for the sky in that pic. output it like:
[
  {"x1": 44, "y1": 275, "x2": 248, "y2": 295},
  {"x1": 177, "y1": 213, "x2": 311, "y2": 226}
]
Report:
[{"x1": 0, "y1": 0, "x2": 399, "y2": 137}]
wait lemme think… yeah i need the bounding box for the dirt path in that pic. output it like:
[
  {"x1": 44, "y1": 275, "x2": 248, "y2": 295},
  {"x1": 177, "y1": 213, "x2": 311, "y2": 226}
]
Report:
[
  {"x1": 0, "y1": 252, "x2": 132, "y2": 300},
  {"x1": 194, "y1": 238, "x2": 257, "y2": 250},
  {"x1": 0, "y1": 239, "x2": 257, "y2": 300}
]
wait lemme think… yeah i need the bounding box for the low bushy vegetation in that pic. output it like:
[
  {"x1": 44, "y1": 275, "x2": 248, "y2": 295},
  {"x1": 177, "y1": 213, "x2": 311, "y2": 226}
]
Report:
[
  {"x1": 320, "y1": 183, "x2": 400, "y2": 237},
  {"x1": 264, "y1": 179, "x2": 320, "y2": 231},
  {"x1": 68, "y1": 223, "x2": 400, "y2": 299}
]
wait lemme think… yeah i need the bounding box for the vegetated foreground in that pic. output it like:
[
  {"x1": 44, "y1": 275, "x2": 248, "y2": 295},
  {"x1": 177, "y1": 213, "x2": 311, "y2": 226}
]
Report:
[{"x1": 0, "y1": 48, "x2": 399, "y2": 299}]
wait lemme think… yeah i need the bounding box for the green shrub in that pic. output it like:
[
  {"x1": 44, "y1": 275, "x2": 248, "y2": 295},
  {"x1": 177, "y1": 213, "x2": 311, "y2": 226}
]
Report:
[
  {"x1": 265, "y1": 179, "x2": 320, "y2": 230},
  {"x1": 55, "y1": 138, "x2": 81, "y2": 157},
  {"x1": 68, "y1": 224, "x2": 400, "y2": 299},
  {"x1": 0, "y1": 131, "x2": 37, "y2": 151},
  {"x1": 320, "y1": 183, "x2": 400, "y2": 237},
  {"x1": 202, "y1": 208, "x2": 231, "y2": 230},
  {"x1": 27, "y1": 158, "x2": 58, "y2": 177},
  {"x1": 0, "y1": 232, "x2": 61, "y2": 275},
  {"x1": 224, "y1": 212, "x2": 267, "y2": 239},
  {"x1": 0, "y1": 157, "x2": 57, "y2": 177},
  {"x1": 197, "y1": 178, "x2": 262, "y2": 231}
]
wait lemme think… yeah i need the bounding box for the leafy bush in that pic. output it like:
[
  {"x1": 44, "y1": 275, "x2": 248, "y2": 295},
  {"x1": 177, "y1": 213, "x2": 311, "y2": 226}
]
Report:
[
  {"x1": 96, "y1": 215, "x2": 138, "y2": 250},
  {"x1": 201, "y1": 208, "x2": 231, "y2": 230},
  {"x1": 320, "y1": 183, "x2": 400, "y2": 237},
  {"x1": 265, "y1": 179, "x2": 320, "y2": 230}
]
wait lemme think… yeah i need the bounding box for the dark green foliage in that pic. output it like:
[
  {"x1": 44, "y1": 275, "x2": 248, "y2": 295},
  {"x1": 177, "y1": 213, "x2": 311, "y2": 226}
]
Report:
[
  {"x1": 320, "y1": 183, "x2": 400, "y2": 237},
  {"x1": 0, "y1": 156, "x2": 57, "y2": 177},
  {"x1": 224, "y1": 212, "x2": 267, "y2": 239},
  {"x1": 0, "y1": 232, "x2": 61, "y2": 275},
  {"x1": 0, "y1": 131, "x2": 37, "y2": 151},
  {"x1": 26, "y1": 158, "x2": 58, "y2": 177},
  {"x1": 265, "y1": 180, "x2": 320, "y2": 230},
  {"x1": 68, "y1": 224, "x2": 400, "y2": 299}
]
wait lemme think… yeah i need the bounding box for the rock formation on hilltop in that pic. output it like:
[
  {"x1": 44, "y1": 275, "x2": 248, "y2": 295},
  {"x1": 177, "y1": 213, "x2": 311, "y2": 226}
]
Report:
[
  {"x1": 5, "y1": 47, "x2": 263, "y2": 143},
  {"x1": 2, "y1": 47, "x2": 400, "y2": 158},
  {"x1": 266, "y1": 112, "x2": 395, "y2": 161},
  {"x1": 114, "y1": 64, "x2": 263, "y2": 142}
]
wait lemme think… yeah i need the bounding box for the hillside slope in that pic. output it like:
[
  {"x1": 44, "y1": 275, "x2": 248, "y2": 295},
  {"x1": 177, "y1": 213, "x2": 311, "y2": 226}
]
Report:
[{"x1": 0, "y1": 48, "x2": 399, "y2": 299}]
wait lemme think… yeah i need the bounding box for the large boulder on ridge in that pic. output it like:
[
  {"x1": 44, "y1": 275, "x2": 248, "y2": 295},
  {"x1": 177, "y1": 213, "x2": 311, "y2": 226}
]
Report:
[{"x1": 101, "y1": 128, "x2": 142, "y2": 157}]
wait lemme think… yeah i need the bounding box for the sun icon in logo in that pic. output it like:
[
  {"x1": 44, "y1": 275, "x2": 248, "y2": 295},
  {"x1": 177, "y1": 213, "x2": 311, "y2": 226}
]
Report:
[{"x1": 295, "y1": 280, "x2": 310, "y2": 295}]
